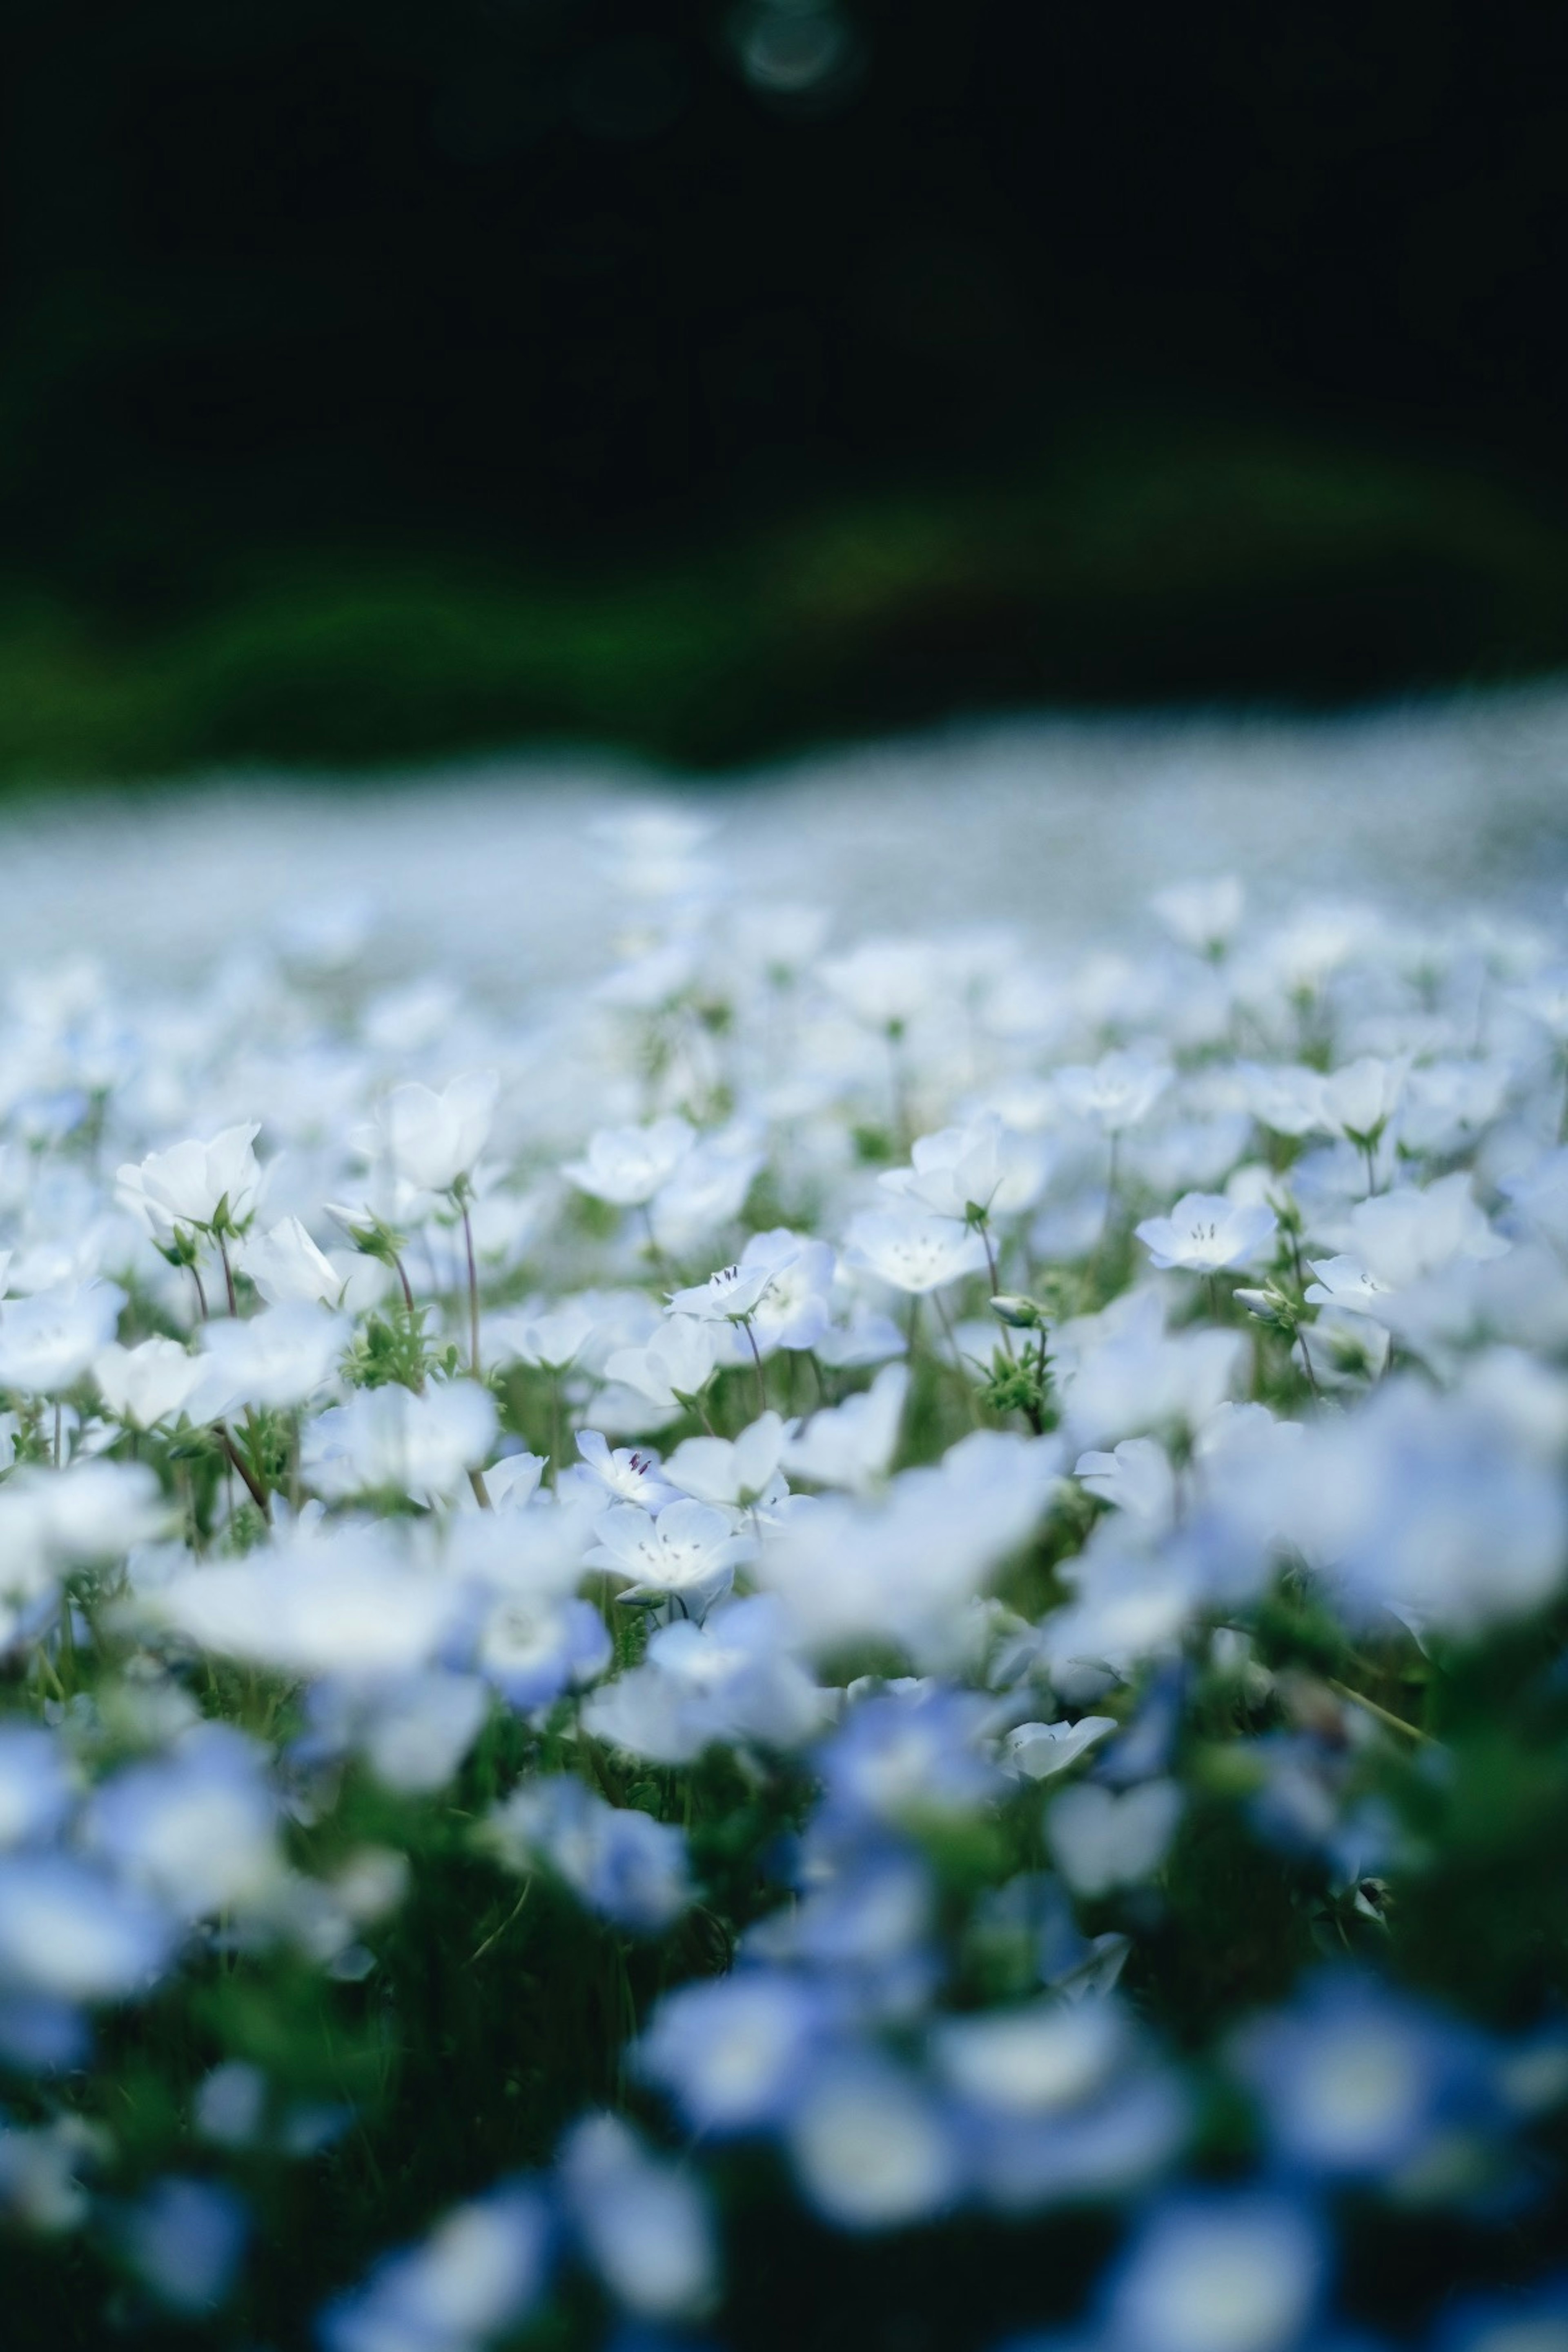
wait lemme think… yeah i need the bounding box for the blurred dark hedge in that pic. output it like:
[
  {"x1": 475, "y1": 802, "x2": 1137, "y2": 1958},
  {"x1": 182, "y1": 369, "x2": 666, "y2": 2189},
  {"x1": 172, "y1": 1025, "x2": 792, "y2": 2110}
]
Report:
[{"x1": 4, "y1": 0, "x2": 1568, "y2": 775}]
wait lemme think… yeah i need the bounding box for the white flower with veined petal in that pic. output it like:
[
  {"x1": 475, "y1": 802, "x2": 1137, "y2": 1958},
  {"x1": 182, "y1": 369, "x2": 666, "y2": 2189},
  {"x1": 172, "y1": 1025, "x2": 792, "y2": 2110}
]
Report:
[
  {"x1": 1054, "y1": 1051, "x2": 1173, "y2": 1135},
  {"x1": 1136, "y1": 1192, "x2": 1277, "y2": 1273},
  {"x1": 373, "y1": 1072, "x2": 498, "y2": 1196},
  {"x1": 94, "y1": 1337, "x2": 204, "y2": 1432},
  {"x1": 117, "y1": 1125, "x2": 264, "y2": 1241},
  {"x1": 667, "y1": 1258, "x2": 789, "y2": 1323},
  {"x1": 843, "y1": 1209, "x2": 987, "y2": 1296},
  {"x1": 587, "y1": 1499, "x2": 752, "y2": 1622},
  {"x1": 563, "y1": 1118, "x2": 696, "y2": 1208},
  {"x1": 663, "y1": 1413, "x2": 795, "y2": 1510}
]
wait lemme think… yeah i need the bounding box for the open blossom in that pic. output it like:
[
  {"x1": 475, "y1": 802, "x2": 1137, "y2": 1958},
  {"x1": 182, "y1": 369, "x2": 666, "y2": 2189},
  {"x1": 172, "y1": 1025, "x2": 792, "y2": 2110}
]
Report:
[
  {"x1": 117, "y1": 1124, "x2": 263, "y2": 1240},
  {"x1": 563, "y1": 1117, "x2": 695, "y2": 1207},
  {"x1": 602, "y1": 1319, "x2": 721, "y2": 1415},
  {"x1": 94, "y1": 1336, "x2": 204, "y2": 1431},
  {"x1": 372, "y1": 1072, "x2": 499, "y2": 1196},
  {"x1": 303, "y1": 1381, "x2": 497, "y2": 1502},
  {"x1": 879, "y1": 1114, "x2": 1049, "y2": 1223},
  {"x1": 1054, "y1": 1051, "x2": 1173, "y2": 1134},
  {"x1": 843, "y1": 1209, "x2": 987, "y2": 1296},
  {"x1": 667, "y1": 1256, "x2": 791, "y2": 1323},
  {"x1": 237, "y1": 1217, "x2": 342, "y2": 1307},
  {"x1": 1320, "y1": 1055, "x2": 1408, "y2": 1144},
  {"x1": 1136, "y1": 1192, "x2": 1277, "y2": 1273},
  {"x1": 568, "y1": 1431, "x2": 680, "y2": 1514},
  {"x1": 784, "y1": 1363, "x2": 909, "y2": 1494},
  {"x1": 587, "y1": 1499, "x2": 752, "y2": 1621},
  {"x1": 1152, "y1": 875, "x2": 1245, "y2": 956},
  {"x1": 191, "y1": 1303, "x2": 351, "y2": 1418},
  {"x1": 0, "y1": 1281, "x2": 125, "y2": 1394},
  {"x1": 663, "y1": 1413, "x2": 795, "y2": 1509}
]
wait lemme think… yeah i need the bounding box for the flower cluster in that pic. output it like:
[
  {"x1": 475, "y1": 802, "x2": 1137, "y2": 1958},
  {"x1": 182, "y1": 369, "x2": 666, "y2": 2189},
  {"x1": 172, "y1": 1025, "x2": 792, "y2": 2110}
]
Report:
[{"x1": 0, "y1": 822, "x2": 1566, "y2": 2352}]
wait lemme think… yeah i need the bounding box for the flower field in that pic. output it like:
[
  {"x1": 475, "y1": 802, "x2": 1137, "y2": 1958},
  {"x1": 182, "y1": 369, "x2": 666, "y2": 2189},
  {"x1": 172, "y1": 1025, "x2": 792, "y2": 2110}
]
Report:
[{"x1": 3, "y1": 781, "x2": 1568, "y2": 2352}]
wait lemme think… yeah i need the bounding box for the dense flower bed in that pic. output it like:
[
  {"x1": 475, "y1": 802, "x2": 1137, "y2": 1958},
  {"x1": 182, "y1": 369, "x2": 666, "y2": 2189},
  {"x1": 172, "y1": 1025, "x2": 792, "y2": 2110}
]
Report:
[{"x1": 2, "y1": 818, "x2": 1567, "y2": 2352}]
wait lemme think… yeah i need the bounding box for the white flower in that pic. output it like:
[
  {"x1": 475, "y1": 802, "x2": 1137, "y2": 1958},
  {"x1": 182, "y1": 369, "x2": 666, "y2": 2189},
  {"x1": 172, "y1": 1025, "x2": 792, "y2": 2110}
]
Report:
[
  {"x1": 117, "y1": 1124, "x2": 263, "y2": 1240},
  {"x1": 492, "y1": 1299, "x2": 597, "y2": 1372},
  {"x1": 1320, "y1": 1055, "x2": 1408, "y2": 1145},
  {"x1": 373, "y1": 1072, "x2": 499, "y2": 1196},
  {"x1": 563, "y1": 1118, "x2": 696, "y2": 1207},
  {"x1": 666, "y1": 1258, "x2": 788, "y2": 1323},
  {"x1": 587, "y1": 1499, "x2": 752, "y2": 1621},
  {"x1": 783, "y1": 1363, "x2": 909, "y2": 1494},
  {"x1": 1152, "y1": 875, "x2": 1245, "y2": 956},
  {"x1": 1054, "y1": 1051, "x2": 1172, "y2": 1134},
  {"x1": 158, "y1": 1528, "x2": 462, "y2": 1676},
  {"x1": 0, "y1": 1281, "x2": 125, "y2": 1394},
  {"x1": 744, "y1": 1231, "x2": 835, "y2": 1353},
  {"x1": 1047, "y1": 1778, "x2": 1184, "y2": 1895},
  {"x1": 880, "y1": 1114, "x2": 1049, "y2": 1222},
  {"x1": 843, "y1": 1209, "x2": 987, "y2": 1296},
  {"x1": 192, "y1": 1302, "x2": 351, "y2": 1417},
  {"x1": 238, "y1": 1217, "x2": 342, "y2": 1307},
  {"x1": 602, "y1": 1319, "x2": 721, "y2": 1415},
  {"x1": 663, "y1": 1413, "x2": 794, "y2": 1509},
  {"x1": 303, "y1": 1382, "x2": 497, "y2": 1503},
  {"x1": 1002, "y1": 1716, "x2": 1118, "y2": 1781},
  {"x1": 568, "y1": 1431, "x2": 680, "y2": 1514},
  {"x1": 1136, "y1": 1192, "x2": 1277, "y2": 1273},
  {"x1": 94, "y1": 1337, "x2": 204, "y2": 1431}
]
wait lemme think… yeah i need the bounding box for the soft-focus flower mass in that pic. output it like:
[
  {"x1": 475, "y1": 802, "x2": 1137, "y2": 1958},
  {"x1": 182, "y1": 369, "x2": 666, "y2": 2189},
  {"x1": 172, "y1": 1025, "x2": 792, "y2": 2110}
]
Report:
[{"x1": 0, "y1": 830, "x2": 1566, "y2": 2352}]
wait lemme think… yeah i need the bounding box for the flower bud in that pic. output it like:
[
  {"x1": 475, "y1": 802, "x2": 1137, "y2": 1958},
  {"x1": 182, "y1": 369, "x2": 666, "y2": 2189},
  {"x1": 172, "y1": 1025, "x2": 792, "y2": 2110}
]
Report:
[{"x1": 990, "y1": 1294, "x2": 1043, "y2": 1330}]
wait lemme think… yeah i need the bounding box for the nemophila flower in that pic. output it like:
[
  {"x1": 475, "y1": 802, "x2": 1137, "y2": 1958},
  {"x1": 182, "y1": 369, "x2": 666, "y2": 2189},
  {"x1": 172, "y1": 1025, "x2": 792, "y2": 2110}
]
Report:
[
  {"x1": 566, "y1": 1430, "x2": 680, "y2": 1514},
  {"x1": 116, "y1": 1122, "x2": 264, "y2": 1241},
  {"x1": 784, "y1": 1361, "x2": 909, "y2": 1493},
  {"x1": 1320, "y1": 1054, "x2": 1408, "y2": 1149},
  {"x1": 301, "y1": 1668, "x2": 490, "y2": 1796},
  {"x1": 1309, "y1": 1172, "x2": 1508, "y2": 1307},
  {"x1": 743, "y1": 1227, "x2": 835, "y2": 1352},
  {"x1": 783, "y1": 2049, "x2": 961, "y2": 2232},
  {"x1": 1097, "y1": 2190, "x2": 1329, "y2": 2352},
  {"x1": 637, "y1": 1969, "x2": 836, "y2": 2135},
  {"x1": 1046, "y1": 1778, "x2": 1184, "y2": 1897},
  {"x1": 0, "y1": 1280, "x2": 125, "y2": 1394},
  {"x1": 236, "y1": 1215, "x2": 342, "y2": 1306},
  {"x1": 476, "y1": 1595, "x2": 611, "y2": 1712},
  {"x1": 667, "y1": 1256, "x2": 789, "y2": 1324},
  {"x1": 1003, "y1": 1716, "x2": 1118, "y2": 1781},
  {"x1": 120, "y1": 2176, "x2": 249, "y2": 2316},
  {"x1": 191, "y1": 1301, "x2": 350, "y2": 1417},
  {"x1": 844, "y1": 1208, "x2": 988, "y2": 1295},
  {"x1": 821, "y1": 938, "x2": 941, "y2": 1031},
  {"x1": 563, "y1": 1116, "x2": 696, "y2": 1207},
  {"x1": 490, "y1": 1778, "x2": 691, "y2": 1936},
  {"x1": 1136, "y1": 1192, "x2": 1277, "y2": 1273},
  {"x1": 303, "y1": 1379, "x2": 496, "y2": 1503},
  {"x1": 1236, "y1": 1061, "x2": 1330, "y2": 1137},
  {"x1": 1228, "y1": 1971, "x2": 1499, "y2": 2189},
  {"x1": 472, "y1": 1450, "x2": 547, "y2": 1510},
  {"x1": 559, "y1": 2112, "x2": 716, "y2": 2323},
  {"x1": 587, "y1": 1498, "x2": 751, "y2": 1622},
  {"x1": 92, "y1": 1335, "x2": 203, "y2": 1431},
  {"x1": 1055, "y1": 1051, "x2": 1173, "y2": 1134},
  {"x1": 880, "y1": 1113, "x2": 1049, "y2": 1223},
  {"x1": 1060, "y1": 1292, "x2": 1245, "y2": 1449},
  {"x1": 491, "y1": 1297, "x2": 597, "y2": 1373},
  {"x1": 663, "y1": 1412, "x2": 795, "y2": 1509},
  {"x1": 818, "y1": 1686, "x2": 1001, "y2": 1831},
  {"x1": 0, "y1": 1724, "x2": 74, "y2": 1850},
  {"x1": 372, "y1": 1071, "x2": 499, "y2": 1197},
  {"x1": 0, "y1": 1853, "x2": 174, "y2": 2003},
  {"x1": 158, "y1": 1527, "x2": 463, "y2": 1677},
  {"x1": 319, "y1": 2183, "x2": 554, "y2": 2352},
  {"x1": 648, "y1": 1124, "x2": 765, "y2": 1253},
  {"x1": 581, "y1": 1595, "x2": 826, "y2": 1762},
  {"x1": 1152, "y1": 875, "x2": 1245, "y2": 958},
  {"x1": 602, "y1": 1318, "x2": 721, "y2": 1417},
  {"x1": 84, "y1": 1726, "x2": 279, "y2": 1923}
]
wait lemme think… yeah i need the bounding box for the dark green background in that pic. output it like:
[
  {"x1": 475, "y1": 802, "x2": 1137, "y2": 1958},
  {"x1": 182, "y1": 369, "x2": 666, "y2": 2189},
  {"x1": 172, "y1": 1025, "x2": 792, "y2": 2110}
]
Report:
[{"x1": 5, "y1": 0, "x2": 1568, "y2": 777}]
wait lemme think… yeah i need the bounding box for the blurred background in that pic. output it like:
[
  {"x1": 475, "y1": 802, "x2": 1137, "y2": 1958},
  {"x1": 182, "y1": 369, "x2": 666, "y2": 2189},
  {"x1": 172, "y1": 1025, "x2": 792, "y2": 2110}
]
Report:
[{"x1": 5, "y1": 0, "x2": 1568, "y2": 783}]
